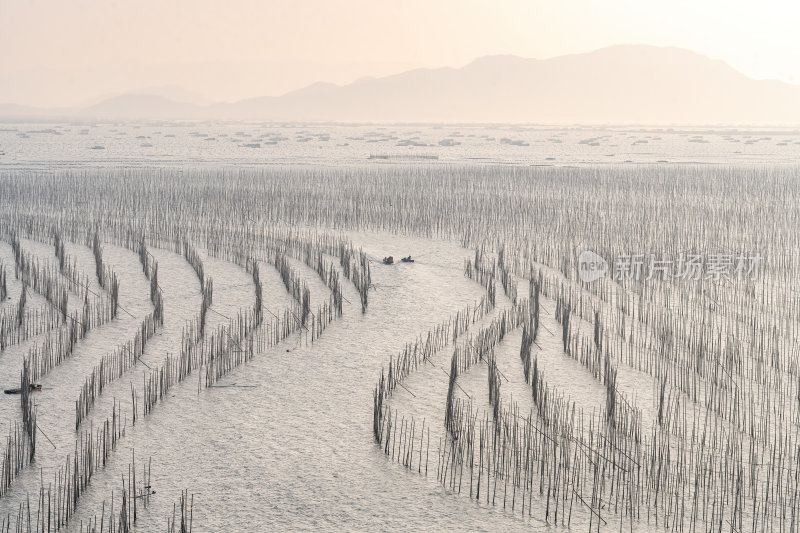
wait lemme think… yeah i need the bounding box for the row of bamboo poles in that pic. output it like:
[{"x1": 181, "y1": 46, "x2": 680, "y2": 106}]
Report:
[
  {"x1": 0, "y1": 396, "x2": 126, "y2": 531},
  {"x1": 74, "y1": 315, "x2": 159, "y2": 430},
  {"x1": 181, "y1": 239, "x2": 213, "y2": 337},
  {"x1": 0, "y1": 174, "x2": 377, "y2": 530},
  {"x1": 12, "y1": 234, "x2": 71, "y2": 321},
  {"x1": 75, "y1": 234, "x2": 168, "y2": 430},
  {"x1": 0, "y1": 229, "x2": 127, "y2": 519},
  {"x1": 374, "y1": 295, "x2": 494, "y2": 411},
  {"x1": 1, "y1": 451, "x2": 153, "y2": 533},
  {"x1": 0, "y1": 294, "x2": 66, "y2": 351},
  {"x1": 1, "y1": 230, "x2": 121, "y2": 378},
  {"x1": 205, "y1": 225, "x2": 371, "y2": 314},
  {"x1": 378, "y1": 254, "x2": 800, "y2": 532},
  {"x1": 6, "y1": 165, "x2": 798, "y2": 530},
  {"x1": 0, "y1": 261, "x2": 6, "y2": 303},
  {"x1": 165, "y1": 490, "x2": 194, "y2": 533}
]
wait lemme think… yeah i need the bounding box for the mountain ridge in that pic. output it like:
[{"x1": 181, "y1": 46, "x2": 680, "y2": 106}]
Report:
[{"x1": 2, "y1": 45, "x2": 799, "y2": 124}]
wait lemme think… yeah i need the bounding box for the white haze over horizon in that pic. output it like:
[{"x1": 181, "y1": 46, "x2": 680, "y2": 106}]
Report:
[{"x1": 1, "y1": 0, "x2": 800, "y2": 108}]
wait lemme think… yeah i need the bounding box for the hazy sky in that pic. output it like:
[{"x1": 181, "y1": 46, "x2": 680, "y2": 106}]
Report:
[{"x1": 1, "y1": 0, "x2": 798, "y2": 106}]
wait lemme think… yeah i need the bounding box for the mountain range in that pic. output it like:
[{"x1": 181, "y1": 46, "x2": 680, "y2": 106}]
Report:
[{"x1": 2, "y1": 45, "x2": 799, "y2": 124}]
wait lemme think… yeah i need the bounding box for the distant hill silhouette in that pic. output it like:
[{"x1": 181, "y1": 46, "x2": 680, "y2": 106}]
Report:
[{"x1": 3, "y1": 45, "x2": 800, "y2": 124}]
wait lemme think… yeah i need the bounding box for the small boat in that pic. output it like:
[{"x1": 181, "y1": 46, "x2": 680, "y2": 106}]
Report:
[
  {"x1": 382, "y1": 256, "x2": 394, "y2": 265},
  {"x1": 4, "y1": 384, "x2": 42, "y2": 395},
  {"x1": 400, "y1": 256, "x2": 414, "y2": 263}
]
